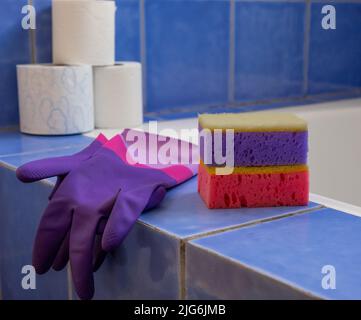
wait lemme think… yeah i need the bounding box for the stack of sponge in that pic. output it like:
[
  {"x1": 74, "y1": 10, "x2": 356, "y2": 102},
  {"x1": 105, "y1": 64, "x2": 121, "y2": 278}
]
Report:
[{"x1": 198, "y1": 112, "x2": 309, "y2": 209}]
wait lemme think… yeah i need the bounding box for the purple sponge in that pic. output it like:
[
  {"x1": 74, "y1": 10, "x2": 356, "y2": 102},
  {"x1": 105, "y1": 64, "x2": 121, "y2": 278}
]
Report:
[{"x1": 199, "y1": 129, "x2": 308, "y2": 166}]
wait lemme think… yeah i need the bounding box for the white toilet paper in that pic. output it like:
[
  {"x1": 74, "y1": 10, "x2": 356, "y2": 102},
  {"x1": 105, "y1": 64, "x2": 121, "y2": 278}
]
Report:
[
  {"x1": 94, "y1": 62, "x2": 143, "y2": 129},
  {"x1": 52, "y1": 0, "x2": 116, "y2": 66},
  {"x1": 17, "y1": 64, "x2": 94, "y2": 135}
]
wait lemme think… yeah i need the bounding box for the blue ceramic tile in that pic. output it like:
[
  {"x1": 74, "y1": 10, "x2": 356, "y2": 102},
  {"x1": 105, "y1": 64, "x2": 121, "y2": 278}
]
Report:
[
  {"x1": 145, "y1": 0, "x2": 229, "y2": 112},
  {"x1": 33, "y1": 0, "x2": 52, "y2": 63},
  {"x1": 308, "y1": 3, "x2": 361, "y2": 94},
  {"x1": 186, "y1": 242, "x2": 313, "y2": 300},
  {"x1": 0, "y1": 131, "x2": 93, "y2": 157},
  {"x1": 0, "y1": 166, "x2": 68, "y2": 299},
  {"x1": 144, "y1": 104, "x2": 238, "y2": 121},
  {"x1": 0, "y1": 0, "x2": 31, "y2": 127},
  {"x1": 94, "y1": 222, "x2": 180, "y2": 299},
  {"x1": 0, "y1": 145, "x2": 92, "y2": 172},
  {"x1": 187, "y1": 208, "x2": 361, "y2": 299},
  {"x1": 139, "y1": 177, "x2": 321, "y2": 239},
  {"x1": 115, "y1": 0, "x2": 141, "y2": 61},
  {"x1": 235, "y1": 2, "x2": 305, "y2": 102},
  {"x1": 145, "y1": 97, "x2": 322, "y2": 121}
]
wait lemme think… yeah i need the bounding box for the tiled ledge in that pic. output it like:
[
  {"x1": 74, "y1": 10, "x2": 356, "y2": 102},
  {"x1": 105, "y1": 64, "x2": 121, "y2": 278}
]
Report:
[
  {"x1": 0, "y1": 131, "x2": 359, "y2": 300},
  {"x1": 187, "y1": 208, "x2": 361, "y2": 300}
]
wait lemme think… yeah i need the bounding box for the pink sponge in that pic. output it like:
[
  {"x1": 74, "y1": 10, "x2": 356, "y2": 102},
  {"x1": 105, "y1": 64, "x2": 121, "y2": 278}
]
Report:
[{"x1": 198, "y1": 162, "x2": 309, "y2": 209}]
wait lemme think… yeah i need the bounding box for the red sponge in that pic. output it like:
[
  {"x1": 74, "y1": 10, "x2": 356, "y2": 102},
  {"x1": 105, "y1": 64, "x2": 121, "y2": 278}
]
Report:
[{"x1": 198, "y1": 163, "x2": 309, "y2": 209}]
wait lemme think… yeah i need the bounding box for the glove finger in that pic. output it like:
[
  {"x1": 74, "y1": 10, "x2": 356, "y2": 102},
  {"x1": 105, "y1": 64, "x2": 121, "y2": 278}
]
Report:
[
  {"x1": 16, "y1": 156, "x2": 78, "y2": 183},
  {"x1": 33, "y1": 198, "x2": 73, "y2": 274},
  {"x1": 54, "y1": 217, "x2": 111, "y2": 275},
  {"x1": 102, "y1": 185, "x2": 162, "y2": 252},
  {"x1": 66, "y1": 187, "x2": 164, "y2": 275},
  {"x1": 69, "y1": 209, "x2": 101, "y2": 300},
  {"x1": 61, "y1": 184, "x2": 163, "y2": 277},
  {"x1": 52, "y1": 230, "x2": 70, "y2": 271},
  {"x1": 16, "y1": 134, "x2": 108, "y2": 183},
  {"x1": 53, "y1": 227, "x2": 107, "y2": 272}
]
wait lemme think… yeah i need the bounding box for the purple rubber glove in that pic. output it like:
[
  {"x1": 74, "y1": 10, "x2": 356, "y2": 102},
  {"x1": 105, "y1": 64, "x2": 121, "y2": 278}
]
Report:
[
  {"x1": 31, "y1": 130, "x2": 198, "y2": 300},
  {"x1": 16, "y1": 134, "x2": 108, "y2": 270},
  {"x1": 16, "y1": 134, "x2": 108, "y2": 198}
]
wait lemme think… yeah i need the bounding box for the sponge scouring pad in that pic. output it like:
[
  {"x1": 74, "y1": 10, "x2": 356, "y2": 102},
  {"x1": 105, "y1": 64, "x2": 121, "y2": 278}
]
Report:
[
  {"x1": 198, "y1": 162, "x2": 309, "y2": 209},
  {"x1": 199, "y1": 112, "x2": 308, "y2": 166}
]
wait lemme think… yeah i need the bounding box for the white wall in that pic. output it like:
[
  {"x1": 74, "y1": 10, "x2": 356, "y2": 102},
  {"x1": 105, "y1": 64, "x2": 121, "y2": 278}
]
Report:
[{"x1": 275, "y1": 98, "x2": 361, "y2": 207}]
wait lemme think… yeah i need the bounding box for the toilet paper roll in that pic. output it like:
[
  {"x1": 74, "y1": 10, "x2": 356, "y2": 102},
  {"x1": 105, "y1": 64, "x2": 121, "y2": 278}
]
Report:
[
  {"x1": 52, "y1": 0, "x2": 116, "y2": 66},
  {"x1": 17, "y1": 64, "x2": 94, "y2": 135},
  {"x1": 94, "y1": 62, "x2": 143, "y2": 128}
]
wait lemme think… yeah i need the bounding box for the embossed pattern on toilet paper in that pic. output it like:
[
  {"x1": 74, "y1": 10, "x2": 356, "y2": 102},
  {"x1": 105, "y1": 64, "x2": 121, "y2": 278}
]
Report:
[{"x1": 17, "y1": 65, "x2": 94, "y2": 135}]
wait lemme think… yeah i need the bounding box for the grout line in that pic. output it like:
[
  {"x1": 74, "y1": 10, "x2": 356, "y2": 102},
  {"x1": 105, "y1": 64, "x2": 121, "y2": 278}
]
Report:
[
  {"x1": 140, "y1": 0, "x2": 147, "y2": 114},
  {"x1": 234, "y1": 0, "x2": 308, "y2": 2},
  {"x1": 311, "y1": 0, "x2": 361, "y2": 3},
  {"x1": 0, "y1": 125, "x2": 19, "y2": 133},
  {"x1": 0, "y1": 143, "x2": 91, "y2": 160},
  {"x1": 179, "y1": 240, "x2": 186, "y2": 300},
  {"x1": 28, "y1": 0, "x2": 37, "y2": 63},
  {"x1": 303, "y1": 0, "x2": 311, "y2": 95},
  {"x1": 228, "y1": 0, "x2": 236, "y2": 103},
  {"x1": 67, "y1": 264, "x2": 73, "y2": 300},
  {"x1": 0, "y1": 268, "x2": 2, "y2": 300},
  {"x1": 184, "y1": 205, "x2": 324, "y2": 243},
  {"x1": 144, "y1": 89, "x2": 361, "y2": 118}
]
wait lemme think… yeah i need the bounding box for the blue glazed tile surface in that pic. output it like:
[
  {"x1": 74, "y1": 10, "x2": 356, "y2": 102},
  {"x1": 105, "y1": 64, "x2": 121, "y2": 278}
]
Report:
[
  {"x1": 0, "y1": 145, "x2": 92, "y2": 175},
  {"x1": 186, "y1": 241, "x2": 314, "y2": 300},
  {"x1": 0, "y1": 166, "x2": 68, "y2": 299},
  {"x1": 115, "y1": 0, "x2": 141, "y2": 61},
  {"x1": 0, "y1": 0, "x2": 31, "y2": 126},
  {"x1": 139, "y1": 177, "x2": 320, "y2": 239},
  {"x1": 94, "y1": 222, "x2": 180, "y2": 299},
  {"x1": 189, "y1": 208, "x2": 361, "y2": 299},
  {"x1": 0, "y1": 132, "x2": 93, "y2": 157},
  {"x1": 308, "y1": 3, "x2": 361, "y2": 94},
  {"x1": 235, "y1": 2, "x2": 305, "y2": 102},
  {"x1": 145, "y1": 0, "x2": 230, "y2": 112}
]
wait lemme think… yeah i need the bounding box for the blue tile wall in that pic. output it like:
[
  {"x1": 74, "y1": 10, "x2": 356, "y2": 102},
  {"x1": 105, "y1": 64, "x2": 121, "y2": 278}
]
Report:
[
  {"x1": 234, "y1": 1, "x2": 305, "y2": 102},
  {"x1": 145, "y1": 0, "x2": 230, "y2": 112},
  {"x1": 308, "y1": 2, "x2": 361, "y2": 94},
  {"x1": 0, "y1": 166, "x2": 68, "y2": 299},
  {"x1": 1, "y1": 0, "x2": 361, "y2": 125},
  {"x1": 116, "y1": 0, "x2": 141, "y2": 61},
  {"x1": 187, "y1": 208, "x2": 361, "y2": 299},
  {"x1": 94, "y1": 223, "x2": 181, "y2": 299},
  {"x1": 0, "y1": 0, "x2": 31, "y2": 127}
]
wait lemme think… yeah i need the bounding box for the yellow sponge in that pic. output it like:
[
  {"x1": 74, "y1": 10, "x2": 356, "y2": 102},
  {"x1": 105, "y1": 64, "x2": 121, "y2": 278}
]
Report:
[{"x1": 198, "y1": 112, "x2": 307, "y2": 132}]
